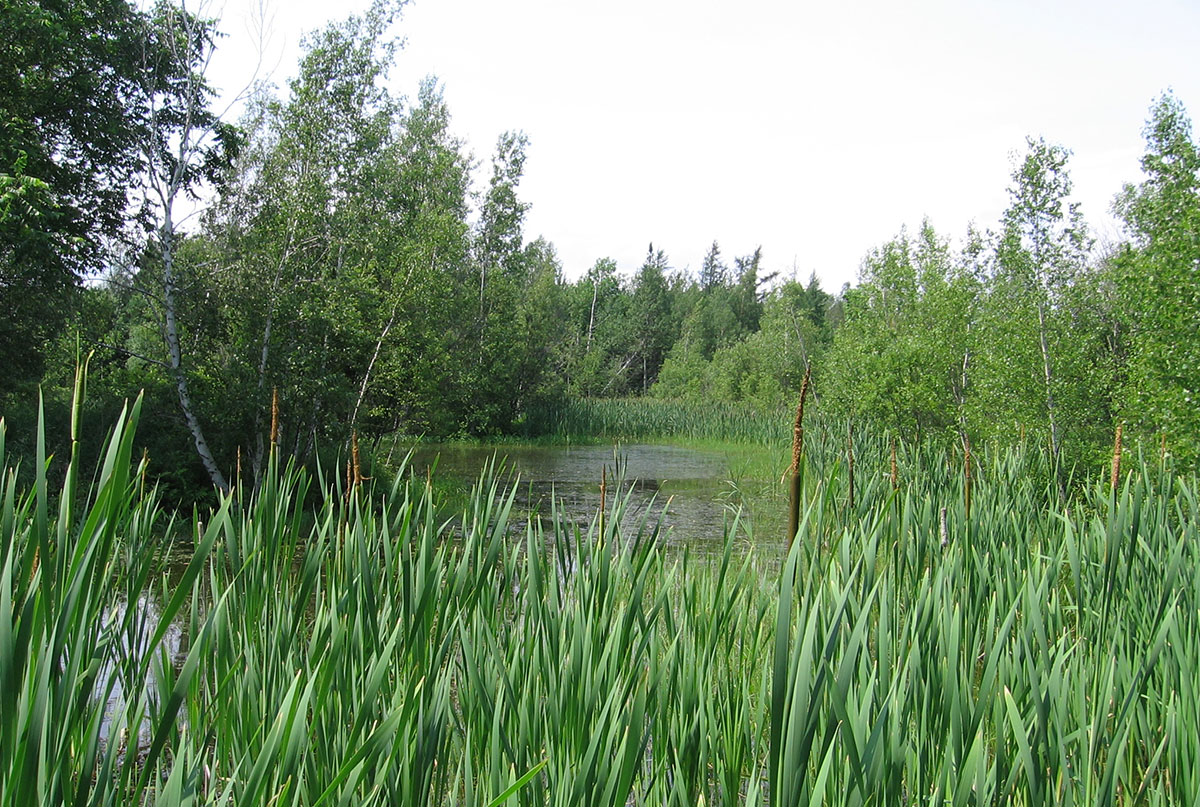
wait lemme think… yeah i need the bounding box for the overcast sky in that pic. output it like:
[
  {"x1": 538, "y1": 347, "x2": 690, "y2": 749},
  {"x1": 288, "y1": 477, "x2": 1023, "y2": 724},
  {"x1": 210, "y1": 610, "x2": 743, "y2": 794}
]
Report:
[{"x1": 207, "y1": 0, "x2": 1200, "y2": 289}]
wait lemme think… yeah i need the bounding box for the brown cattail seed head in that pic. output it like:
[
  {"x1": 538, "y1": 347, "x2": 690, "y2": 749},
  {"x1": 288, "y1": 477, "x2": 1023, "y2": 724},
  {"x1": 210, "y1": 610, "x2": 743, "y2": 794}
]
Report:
[
  {"x1": 270, "y1": 387, "x2": 280, "y2": 448},
  {"x1": 790, "y1": 365, "x2": 812, "y2": 477}
]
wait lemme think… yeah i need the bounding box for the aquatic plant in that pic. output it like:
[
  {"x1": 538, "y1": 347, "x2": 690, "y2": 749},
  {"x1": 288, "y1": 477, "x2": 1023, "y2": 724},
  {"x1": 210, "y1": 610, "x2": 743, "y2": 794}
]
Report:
[{"x1": 2, "y1": 381, "x2": 1196, "y2": 804}]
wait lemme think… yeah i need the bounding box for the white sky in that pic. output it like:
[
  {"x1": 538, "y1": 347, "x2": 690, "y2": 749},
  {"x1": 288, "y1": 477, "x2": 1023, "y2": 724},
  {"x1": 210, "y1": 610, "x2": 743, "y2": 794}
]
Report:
[{"x1": 207, "y1": 0, "x2": 1200, "y2": 289}]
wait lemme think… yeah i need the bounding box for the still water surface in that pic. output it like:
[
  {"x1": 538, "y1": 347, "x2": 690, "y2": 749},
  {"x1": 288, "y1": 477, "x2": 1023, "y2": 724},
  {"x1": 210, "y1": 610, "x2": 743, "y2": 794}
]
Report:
[{"x1": 405, "y1": 442, "x2": 787, "y2": 553}]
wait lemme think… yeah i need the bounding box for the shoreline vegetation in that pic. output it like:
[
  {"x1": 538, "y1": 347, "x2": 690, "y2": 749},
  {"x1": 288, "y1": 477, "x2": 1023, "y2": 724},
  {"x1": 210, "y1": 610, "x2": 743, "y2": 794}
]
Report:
[
  {"x1": 3, "y1": 2, "x2": 1199, "y2": 803},
  {"x1": 2, "y1": 387, "x2": 1196, "y2": 805}
]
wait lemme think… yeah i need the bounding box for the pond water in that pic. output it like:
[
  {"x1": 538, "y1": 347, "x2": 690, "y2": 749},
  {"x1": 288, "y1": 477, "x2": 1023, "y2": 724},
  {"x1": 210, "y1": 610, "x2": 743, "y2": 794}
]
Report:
[{"x1": 405, "y1": 442, "x2": 788, "y2": 555}]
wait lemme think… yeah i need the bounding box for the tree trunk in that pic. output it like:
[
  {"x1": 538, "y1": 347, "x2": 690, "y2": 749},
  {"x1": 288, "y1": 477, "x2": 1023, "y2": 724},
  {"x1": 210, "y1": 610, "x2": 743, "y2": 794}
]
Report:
[
  {"x1": 350, "y1": 300, "x2": 400, "y2": 429},
  {"x1": 586, "y1": 280, "x2": 598, "y2": 352},
  {"x1": 161, "y1": 220, "x2": 229, "y2": 493}
]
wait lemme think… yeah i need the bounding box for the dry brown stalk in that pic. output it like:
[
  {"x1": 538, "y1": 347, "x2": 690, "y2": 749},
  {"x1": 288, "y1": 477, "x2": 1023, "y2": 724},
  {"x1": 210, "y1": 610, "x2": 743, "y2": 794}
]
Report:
[
  {"x1": 787, "y1": 365, "x2": 813, "y2": 549},
  {"x1": 789, "y1": 365, "x2": 812, "y2": 478},
  {"x1": 270, "y1": 386, "x2": 279, "y2": 450},
  {"x1": 352, "y1": 431, "x2": 364, "y2": 487}
]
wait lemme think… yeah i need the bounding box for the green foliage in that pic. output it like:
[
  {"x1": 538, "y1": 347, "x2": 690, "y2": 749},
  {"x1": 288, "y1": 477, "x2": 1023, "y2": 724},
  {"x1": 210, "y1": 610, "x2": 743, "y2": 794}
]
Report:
[
  {"x1": 1114, "y1": 92, "x2": 1200, "y2": 464},
  {"x1": 4, "y1": 393, "x2": 1197, "y2": 804},
  {"x1": 653, "y1": 269, "x2": 830, "y2": 408},
  {"x1": 822, "y1": 222, "x2": 974, "y2": 439},
  {"x1": 0, "y1": 0, "x2": 180, "y2": 394},
  {"x1": 979, "y1": 137, "x2": 1100, "y2": 469},
  {"x1": 6, "y1": 0, "x2": 1199, "y2": 498},
  {"x1": 820, "y1": 144, "x2": 1125, "y2": 473}
]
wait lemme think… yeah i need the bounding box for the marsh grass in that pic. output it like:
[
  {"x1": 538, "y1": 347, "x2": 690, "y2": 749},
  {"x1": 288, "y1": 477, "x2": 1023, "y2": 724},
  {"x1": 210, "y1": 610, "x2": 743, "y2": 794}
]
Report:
[
  {"x1": 523, "y1": 398, "x2": 793, "y2": 446},
  {"x1": 2, "y1": 382, "x2": 1197, "y2": 805}
]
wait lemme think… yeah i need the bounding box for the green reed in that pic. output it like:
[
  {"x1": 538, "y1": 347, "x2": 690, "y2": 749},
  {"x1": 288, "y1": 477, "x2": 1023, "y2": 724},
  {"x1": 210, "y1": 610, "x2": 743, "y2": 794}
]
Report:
[
  {"x1": 523, "y1": 397, "x2": 792, "y2": 446},
  {"x1": 1, "y1": 381, "x2": 1197, "y2": 805}
]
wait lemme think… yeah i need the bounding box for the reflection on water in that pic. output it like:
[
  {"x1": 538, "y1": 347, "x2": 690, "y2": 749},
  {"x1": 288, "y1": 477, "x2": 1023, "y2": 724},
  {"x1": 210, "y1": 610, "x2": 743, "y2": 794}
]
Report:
[
  {"x1": 407, "y1": 443, "x2": 786, "y2": 554},
  {"x1": 98, "y1": 596, "x2": 187, "y2": 750}
]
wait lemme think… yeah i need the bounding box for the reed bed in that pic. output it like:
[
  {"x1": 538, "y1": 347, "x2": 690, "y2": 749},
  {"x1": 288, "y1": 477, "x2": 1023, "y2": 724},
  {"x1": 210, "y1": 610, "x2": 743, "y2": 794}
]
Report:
[
  {"x1": 2, "y1": 387, "x2": 1198, "y2": 805},
  {"x1": 524, "y1": 397, "x2": 792, "y2": 446}
]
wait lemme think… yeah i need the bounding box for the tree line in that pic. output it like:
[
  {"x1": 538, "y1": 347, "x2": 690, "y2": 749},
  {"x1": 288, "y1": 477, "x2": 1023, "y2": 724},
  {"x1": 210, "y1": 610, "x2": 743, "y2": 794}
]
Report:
[{"x1": 2, "y1": 0, "x2": 1198, "y2": 499}]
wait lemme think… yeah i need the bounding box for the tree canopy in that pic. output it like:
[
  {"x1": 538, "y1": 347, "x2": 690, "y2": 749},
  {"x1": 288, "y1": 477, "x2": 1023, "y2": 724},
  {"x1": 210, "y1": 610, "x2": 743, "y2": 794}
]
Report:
[{"x1": 2, "y1": 1, "x2": 1197, "y2": 498}]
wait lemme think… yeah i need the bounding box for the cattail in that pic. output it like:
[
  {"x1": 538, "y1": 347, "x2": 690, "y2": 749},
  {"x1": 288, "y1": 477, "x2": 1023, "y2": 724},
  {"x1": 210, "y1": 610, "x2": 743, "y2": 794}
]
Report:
[
  {"x1": 236, "y1": 445, "x2": 242, "y2": 484},
  {"x1": 345, "y1": 456, "x2": 353, "y2": 500},
  {"x1": 1111, "y1": 422, "x2": 1123, "y2": 495},
  {"x1": 787, "y1": 365, "x2": 813, "y2": 548},
  {"x1": 270, "y1": 387, "x2": 279, "y2": 450},
  {"x1": 352, "y1": 430, "x2": 363, "y2": 487},
  {"x1": 790, "y1": 365, "x2": 812, "y2": 478}
]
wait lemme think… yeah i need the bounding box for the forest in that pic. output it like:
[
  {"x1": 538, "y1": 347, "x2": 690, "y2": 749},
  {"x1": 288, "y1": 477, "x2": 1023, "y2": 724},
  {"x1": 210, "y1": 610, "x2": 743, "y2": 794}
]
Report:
[{"x1": 2, "y1": 0, "x2": 1198, "y2": 500}]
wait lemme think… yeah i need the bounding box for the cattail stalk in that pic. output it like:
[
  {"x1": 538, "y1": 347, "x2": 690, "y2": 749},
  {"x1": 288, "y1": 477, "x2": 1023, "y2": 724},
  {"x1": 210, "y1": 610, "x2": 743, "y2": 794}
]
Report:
[
  {"x1": 352, "y1": 430, "x2": 364, "y2": 487},
  {"x1": 270, "y1": 386, "x2": 279, "y2": 451},
  {"x1": 787, "y1": 365, "x2": 812, "y2": 549}
]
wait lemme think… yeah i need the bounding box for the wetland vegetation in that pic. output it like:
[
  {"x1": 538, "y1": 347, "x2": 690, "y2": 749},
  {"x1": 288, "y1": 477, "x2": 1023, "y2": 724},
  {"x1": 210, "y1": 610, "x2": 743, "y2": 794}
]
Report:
[
  {"x1": 3, "y1": 389, "x2": 1198, "y2": 805},
  {"x1": 4, "y1": 0, "x2": 1200, "y2": 804}
]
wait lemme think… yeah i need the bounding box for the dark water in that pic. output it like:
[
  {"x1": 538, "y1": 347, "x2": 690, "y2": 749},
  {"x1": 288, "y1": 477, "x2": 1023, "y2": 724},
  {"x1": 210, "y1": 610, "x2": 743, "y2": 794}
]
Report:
[{"x1": 405, "y1": 442, "x2": 787, "y2": 553}]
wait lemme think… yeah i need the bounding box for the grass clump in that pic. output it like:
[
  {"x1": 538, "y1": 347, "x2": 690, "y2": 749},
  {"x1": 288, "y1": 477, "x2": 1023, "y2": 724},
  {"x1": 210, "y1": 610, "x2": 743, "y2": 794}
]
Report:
[{"x1": 523, "y1": 397, "x2": 792, "y2": 446}]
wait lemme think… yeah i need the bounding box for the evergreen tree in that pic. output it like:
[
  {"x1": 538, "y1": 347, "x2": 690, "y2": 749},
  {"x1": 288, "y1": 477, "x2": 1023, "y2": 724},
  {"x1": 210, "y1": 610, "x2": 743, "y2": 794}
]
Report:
[{"x1": 629, "y1": 245, "x2": 674, "y2": 393}]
